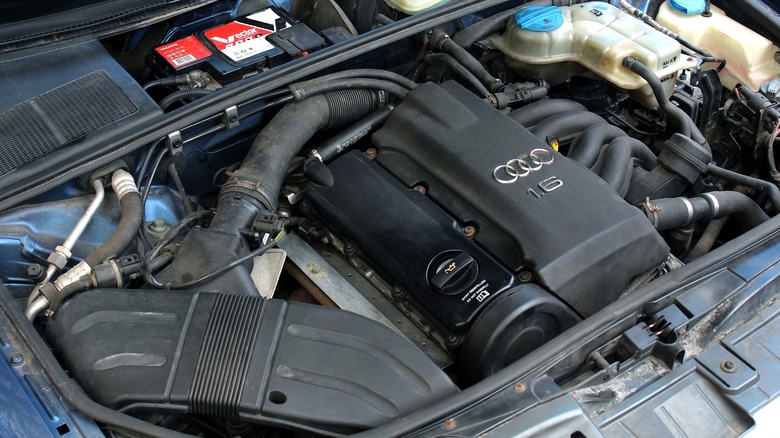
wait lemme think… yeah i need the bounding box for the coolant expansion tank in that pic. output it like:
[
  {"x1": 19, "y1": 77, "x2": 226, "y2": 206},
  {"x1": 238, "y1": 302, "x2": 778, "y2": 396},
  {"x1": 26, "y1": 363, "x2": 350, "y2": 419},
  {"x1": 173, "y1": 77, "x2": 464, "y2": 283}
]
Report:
[{"x1": 493, "y1": 3, "x2": 696, "y2": 109}]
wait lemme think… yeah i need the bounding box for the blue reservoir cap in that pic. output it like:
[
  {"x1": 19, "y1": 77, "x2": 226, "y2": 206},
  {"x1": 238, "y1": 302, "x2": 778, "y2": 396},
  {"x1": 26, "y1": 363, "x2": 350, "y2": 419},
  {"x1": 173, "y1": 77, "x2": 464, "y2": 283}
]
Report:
[
  {"x1": 514, "y1": 6, "x2": 564, "y2": 32},
  {"x1": 669, "y1": 0, "x2": 707, "y2": 14}
]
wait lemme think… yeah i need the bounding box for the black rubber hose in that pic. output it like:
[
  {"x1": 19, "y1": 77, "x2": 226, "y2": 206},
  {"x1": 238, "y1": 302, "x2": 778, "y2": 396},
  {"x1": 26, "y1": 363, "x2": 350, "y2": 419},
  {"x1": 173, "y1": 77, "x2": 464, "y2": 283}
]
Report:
[
  {"x1": 430, "y1": 28, "x2": 503, "y2": 92},
  {"x1": 644, "y1": 192, "x2": 770, "y2": 231},
  {"x1": 48, "y1": 277, "x2": 91, "y2": 311},
  {"x1": 159, "y1": 88, "x2": 213, "y2": 111},
  {"x1": 289, "y1": 78, "x2": 409, "y2": 100},
  {"x1": 374, "y1": 13, "x2": 395, "y2": 26},
  {"x1": 622, "y1": 57, "x2": 709, "y2": 149},
  {"x1": 706, "y1": 163, "x2": 780, "y2": 213},
  {"x1": 597, "y1": 137, "x2": 658, "y2": 196},
  {"x1": 530, "y1": 111, "x2": 606, "y2": 140},
  {"x1": 216, "y1": 90, "x2": 383, "y2": 231},
  {"x1": 316, "y1": 107, "x2": 392, "y2": 162},
  {"x1": 685, "y1": 217, "x2": 728, "y2": 261},
  {"x1": 84, "y1": 192, "x2": 143, "y2": 268},
  {"x1": 508, "y1": 99, "x2": 587, "y2": 127},
  {"x1": 425, "y1": 53, "x2": 491, "y2": 97},
  {"x1": 451, "y1": 0, "x2": 588, "y2": 48},
  {"x1": 292, "y1": 69, "x2": 418, "y2": 91},
  {"x1": 568, "y1": 123, "x2": 628, "y2": 168}
]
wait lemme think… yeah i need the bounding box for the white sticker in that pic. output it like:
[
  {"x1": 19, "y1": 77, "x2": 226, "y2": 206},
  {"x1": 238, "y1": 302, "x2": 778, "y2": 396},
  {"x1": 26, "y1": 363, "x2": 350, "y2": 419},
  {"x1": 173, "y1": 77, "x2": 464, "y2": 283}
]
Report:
[{"x1": 220, "y1": 37, "x2": 275, "y2": 62}]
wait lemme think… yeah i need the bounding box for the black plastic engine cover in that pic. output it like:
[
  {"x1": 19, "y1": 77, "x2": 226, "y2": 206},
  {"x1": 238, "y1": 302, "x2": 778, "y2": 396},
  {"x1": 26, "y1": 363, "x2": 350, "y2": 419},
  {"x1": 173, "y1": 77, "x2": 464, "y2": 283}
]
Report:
[
  {"x1": 46, "y1": 289, "x2": 457, "y2": 433},
  {"x1": 307, "y1": 151, "x2": 516, "y2": 334},
  {"x1": 372, "y1": 82, "x2": 669, "y2": 317}
]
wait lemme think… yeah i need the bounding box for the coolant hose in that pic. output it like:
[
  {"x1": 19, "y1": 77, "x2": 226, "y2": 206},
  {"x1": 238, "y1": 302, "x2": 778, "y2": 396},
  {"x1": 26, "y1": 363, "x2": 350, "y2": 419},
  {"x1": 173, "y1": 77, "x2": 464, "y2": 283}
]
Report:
[
  {"x1": 706, "y1": 163, "x2": 780, "y2": 213},
  {"x1": 215, "y1": 89, "x2": 384, "y2": 231},
  {"x1": 597, "y1": 137, "x2": 657, "y2": 197},
  {"x1": 622, "y1": 57, "x2": 709, "y2": 150},
  {"x1": 430, "y1": 29, "x2": 503, "y2": 92},
  {"x1": 508, "y1": 99, "x2": 587, "y2": 127},
  {"x1": 568, "y1": 124, "x2": 628, "y2": 168},
  {"x1": 530, "y1": 111, "x2": 606, "y2": 140},
  {"x1": 451, "y1": 0, "x2": 588, "y2": 48},
  {"x1": 644, "y1": 192, "x2": 770, "y2": 231}
]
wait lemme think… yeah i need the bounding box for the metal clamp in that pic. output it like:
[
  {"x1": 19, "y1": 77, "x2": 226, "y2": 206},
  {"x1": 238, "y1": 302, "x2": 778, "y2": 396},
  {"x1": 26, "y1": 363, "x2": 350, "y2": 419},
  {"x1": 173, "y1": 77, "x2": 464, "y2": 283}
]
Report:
[
  {"x1": 166, "y1": 131, "x2": 183, "y2": 156},
  {"x1": 222, "y1": 105, "x2": 239, "y2": 130}
]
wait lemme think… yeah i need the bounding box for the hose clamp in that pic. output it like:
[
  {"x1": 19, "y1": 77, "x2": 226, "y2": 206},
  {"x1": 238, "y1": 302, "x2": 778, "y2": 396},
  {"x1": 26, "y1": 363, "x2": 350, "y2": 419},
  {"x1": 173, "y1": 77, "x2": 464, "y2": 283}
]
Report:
[
  {"x1": 221, "y1": 177, "x2": 274, "y2": 211},
  {"x1": 681, "y1": 197, "x2": 695, "y2": 224},
  {"x1": 700, "y1": 193, "x2": 720, "y2": 216}
]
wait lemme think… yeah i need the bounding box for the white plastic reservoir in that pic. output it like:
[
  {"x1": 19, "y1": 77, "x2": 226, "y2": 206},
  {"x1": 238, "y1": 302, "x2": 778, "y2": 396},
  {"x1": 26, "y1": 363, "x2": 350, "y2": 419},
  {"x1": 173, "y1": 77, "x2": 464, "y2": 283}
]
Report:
[
  {"x1": 383, "y1": 0, "x2": 447, "y2": 14},
  {"x1": 656, "y1": 1, "x2": 780, "y2": 91},
  {"x1": 493, "y1": 3, "x2": 696, "y2": 109}
]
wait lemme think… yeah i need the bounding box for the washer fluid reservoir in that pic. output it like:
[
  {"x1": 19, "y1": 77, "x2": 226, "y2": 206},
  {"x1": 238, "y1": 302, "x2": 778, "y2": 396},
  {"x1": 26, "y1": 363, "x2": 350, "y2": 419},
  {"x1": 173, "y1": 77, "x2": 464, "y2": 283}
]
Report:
[
  {"x1": 493, "y1": 3, "x2": 696, "y2": 109},
  {"x1": 655, "y1": 1, "x2": 780, "y2": 91}
]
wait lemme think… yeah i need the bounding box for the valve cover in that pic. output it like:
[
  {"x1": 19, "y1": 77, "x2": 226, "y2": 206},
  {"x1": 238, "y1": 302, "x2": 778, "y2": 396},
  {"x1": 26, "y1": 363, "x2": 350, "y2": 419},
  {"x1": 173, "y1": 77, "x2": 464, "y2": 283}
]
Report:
[{"x1": 372, "y1": 81, "x2": 669, "y2": 317}]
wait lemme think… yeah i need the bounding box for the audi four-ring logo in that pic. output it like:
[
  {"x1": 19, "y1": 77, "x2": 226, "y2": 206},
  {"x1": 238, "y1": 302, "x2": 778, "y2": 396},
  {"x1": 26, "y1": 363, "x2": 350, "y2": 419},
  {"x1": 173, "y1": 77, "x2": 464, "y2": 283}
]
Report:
[{"x1": 493, "y1": 148, "x2": 555, "y2": 184}]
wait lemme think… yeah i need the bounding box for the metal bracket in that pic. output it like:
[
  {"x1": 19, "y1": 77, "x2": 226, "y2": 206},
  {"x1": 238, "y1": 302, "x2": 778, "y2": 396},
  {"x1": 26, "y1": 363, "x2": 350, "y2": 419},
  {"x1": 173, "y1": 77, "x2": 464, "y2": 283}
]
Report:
[
  {"x1": 222, "y1": 105, "x2": 239, "y2": 130},
  {"x1": 165, "y1": 131, "x2": 183, "y2": 156}
]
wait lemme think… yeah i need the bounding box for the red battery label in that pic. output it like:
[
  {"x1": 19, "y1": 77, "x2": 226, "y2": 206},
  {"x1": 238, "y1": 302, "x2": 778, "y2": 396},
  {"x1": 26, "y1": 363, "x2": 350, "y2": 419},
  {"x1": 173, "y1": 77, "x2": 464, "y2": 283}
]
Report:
[
  {"x1": 204, "y1": 17, "x2": 277, "y2": 63},
  {"x1": 154, "y1": 35, "x2": 212, "y2": 68}
]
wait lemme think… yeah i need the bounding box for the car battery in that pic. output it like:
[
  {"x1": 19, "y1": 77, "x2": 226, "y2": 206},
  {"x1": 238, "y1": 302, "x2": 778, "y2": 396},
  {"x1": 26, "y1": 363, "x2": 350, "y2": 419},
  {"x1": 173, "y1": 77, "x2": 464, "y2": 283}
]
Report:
[{"x1": 151, "y1": 8, "x2": 334, "y2": 85}]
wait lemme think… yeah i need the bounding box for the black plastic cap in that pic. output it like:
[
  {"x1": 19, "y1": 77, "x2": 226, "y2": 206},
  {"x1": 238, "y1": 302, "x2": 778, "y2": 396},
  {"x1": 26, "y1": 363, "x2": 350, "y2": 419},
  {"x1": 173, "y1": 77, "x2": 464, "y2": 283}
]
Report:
[{"x1": 459, "y1": 284, "x2": 581, "y2": 383}]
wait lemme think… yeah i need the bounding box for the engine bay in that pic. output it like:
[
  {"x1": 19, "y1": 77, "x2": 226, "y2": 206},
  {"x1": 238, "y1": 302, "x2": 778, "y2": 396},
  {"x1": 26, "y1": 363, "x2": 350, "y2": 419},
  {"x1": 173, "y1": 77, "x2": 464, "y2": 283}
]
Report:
[{"x1": 2, "y1": 0, "x2": 780, "y2": 435}]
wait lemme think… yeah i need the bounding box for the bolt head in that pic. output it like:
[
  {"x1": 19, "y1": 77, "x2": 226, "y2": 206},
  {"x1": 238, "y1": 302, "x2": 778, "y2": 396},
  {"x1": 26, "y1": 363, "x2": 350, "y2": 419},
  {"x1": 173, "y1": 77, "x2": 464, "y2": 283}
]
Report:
[
  {"x1": 442, "y1": 419, "x2": 456, "y2": 431},
  {"x1": 148, "y1": 219, "x2": 168, "y2": 233},
  {"x1": 10, "y1": 354, "x2": 23, "y2": 365},
  {"x1": 721, "y1": 360, "x2": 737, "y2": 373},
  {"x1": 514, "y1": 382, "x2": 526, "y2": 393}
]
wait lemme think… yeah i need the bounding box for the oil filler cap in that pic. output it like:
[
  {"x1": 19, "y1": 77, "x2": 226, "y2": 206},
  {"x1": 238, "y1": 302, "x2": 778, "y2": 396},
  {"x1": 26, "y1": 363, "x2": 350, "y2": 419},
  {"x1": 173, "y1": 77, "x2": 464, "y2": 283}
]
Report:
[
  {"x1": 514, "y1": 6, "x2": 564, "y2": 32},
  {"x1": 669, "y1": 0, "x2": 706, "y2": 14},
  {"x1": 428, "y1": 251, "x2": 479, "y2": 296}
]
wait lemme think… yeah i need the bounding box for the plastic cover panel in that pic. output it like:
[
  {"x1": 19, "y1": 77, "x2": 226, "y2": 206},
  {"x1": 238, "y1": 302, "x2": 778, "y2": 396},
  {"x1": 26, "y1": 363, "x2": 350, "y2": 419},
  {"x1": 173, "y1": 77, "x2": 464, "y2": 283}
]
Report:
[
  {"x1": 373, "y1": 81, "x2": 669, "y2": 317},
  {"x1": 47, "y1": 289, "x2": 458, "y2": 433}
]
